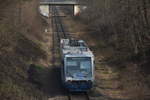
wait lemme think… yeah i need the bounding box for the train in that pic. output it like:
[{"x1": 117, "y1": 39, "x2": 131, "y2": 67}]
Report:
[{"x1": 60, "y1": 39, "x2": 95, "y2": 92}]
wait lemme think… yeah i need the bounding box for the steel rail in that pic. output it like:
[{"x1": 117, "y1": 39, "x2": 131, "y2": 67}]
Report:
[
  {"x1": 54, "y1": 7, "x2": 67, "y2": 39},
  {"x1": 55, "y1": 7, "x2": 67, "y2": 38},
  {"x1": 53, "y1": 7, "x2": 67, "y2": 41}
]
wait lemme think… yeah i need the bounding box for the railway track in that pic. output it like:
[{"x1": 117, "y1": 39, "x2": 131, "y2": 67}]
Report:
[
  {"x1": 50, "y1": 6, "x2": 90, "y2": 100},
  {"x1": 52, "y1": 6, "x2": 67, "y2": 40},
  {"x1": 68, "y1": 92, "x2": 90, "y2": 100}
]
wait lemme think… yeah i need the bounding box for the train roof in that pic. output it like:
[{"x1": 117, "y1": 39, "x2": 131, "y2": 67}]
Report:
[{"x1": 60, "y1": 39, "x2": 94, "y2": 57}]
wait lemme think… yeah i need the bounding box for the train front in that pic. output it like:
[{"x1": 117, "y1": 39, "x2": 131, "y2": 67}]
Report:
[{"x1": 63, "y1": 55, "x2": 94, "y2": 92}]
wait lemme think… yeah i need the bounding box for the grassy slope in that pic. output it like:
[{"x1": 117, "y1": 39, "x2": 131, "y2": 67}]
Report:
[{"x1": 0, "y1": 0, "x2": 49, "y2": 100}]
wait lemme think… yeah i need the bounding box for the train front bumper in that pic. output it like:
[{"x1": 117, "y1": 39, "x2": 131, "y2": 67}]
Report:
[{"x1": 64, "y1": 81, "x2": 93, "y2": 92}]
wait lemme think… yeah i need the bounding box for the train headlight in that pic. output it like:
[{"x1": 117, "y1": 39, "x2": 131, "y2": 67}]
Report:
[{"x1": 66, "y1": 77, "x2": 73, "y2": 82}]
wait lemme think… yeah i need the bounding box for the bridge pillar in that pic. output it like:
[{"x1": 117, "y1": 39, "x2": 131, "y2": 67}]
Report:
[
  {"x1": 39, "y1": 5, "x2": 49, "y2": 17},
  {"x1": 74, "y1": 5, "x2": 80, "y2": 16}
]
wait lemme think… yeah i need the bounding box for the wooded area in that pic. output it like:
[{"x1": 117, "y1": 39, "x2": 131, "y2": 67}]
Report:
[
  {"x1": 77, "y1": 0, "x2": 150, "y2": 99},
  {"x1": 79, "y1": 0, "x2": 150, "y2": 67}
]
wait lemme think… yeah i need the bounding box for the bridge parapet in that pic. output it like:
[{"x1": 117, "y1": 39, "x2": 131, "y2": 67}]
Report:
[{"x1": 39, "y1": 0, "x2": 80, "y2": 5}]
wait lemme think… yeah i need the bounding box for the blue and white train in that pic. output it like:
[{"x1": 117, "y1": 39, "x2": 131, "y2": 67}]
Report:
[{"x1": 60, "y1": 39, "x2": 95, "y2": 92}]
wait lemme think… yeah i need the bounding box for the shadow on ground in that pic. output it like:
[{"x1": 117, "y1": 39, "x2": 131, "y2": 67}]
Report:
[{"x1": 28, "y1": 64, "x2": 66, "y2": 97}]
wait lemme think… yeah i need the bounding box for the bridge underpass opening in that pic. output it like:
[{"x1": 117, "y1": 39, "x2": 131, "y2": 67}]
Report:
[{"x1": 39, "y1": 4, "x2": 81, "y2": 17}]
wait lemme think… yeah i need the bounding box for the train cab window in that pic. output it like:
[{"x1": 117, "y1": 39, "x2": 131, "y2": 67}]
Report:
[
  {"x1": 66, "y1": 57, "x2": 92, "y2": 77},
  {"x1": 80, "y1": 61, "x2": 91, "y2": 70}
]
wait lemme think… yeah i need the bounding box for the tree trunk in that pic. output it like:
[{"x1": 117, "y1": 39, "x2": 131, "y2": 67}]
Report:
[{"x1": 142, "y1": 0, "x2": 149, "y2": 28}]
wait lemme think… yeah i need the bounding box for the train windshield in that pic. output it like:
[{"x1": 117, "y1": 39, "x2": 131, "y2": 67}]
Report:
[{"x1": 66, "y1": 57, "x2": 92, "y2": 78}]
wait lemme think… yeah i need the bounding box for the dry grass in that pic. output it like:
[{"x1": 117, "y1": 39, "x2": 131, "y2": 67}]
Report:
[
  {"x1": 120, "y1": 63, "x2": 150, "y2": 100},
  {"x1": 0, "y1": 0, "x2": 51, "y2": 100}
]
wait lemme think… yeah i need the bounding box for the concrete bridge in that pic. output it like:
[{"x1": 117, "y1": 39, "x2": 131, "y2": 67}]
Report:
[{"x1": 39, "y1": 0, "x2": 81, "y2": 16}]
